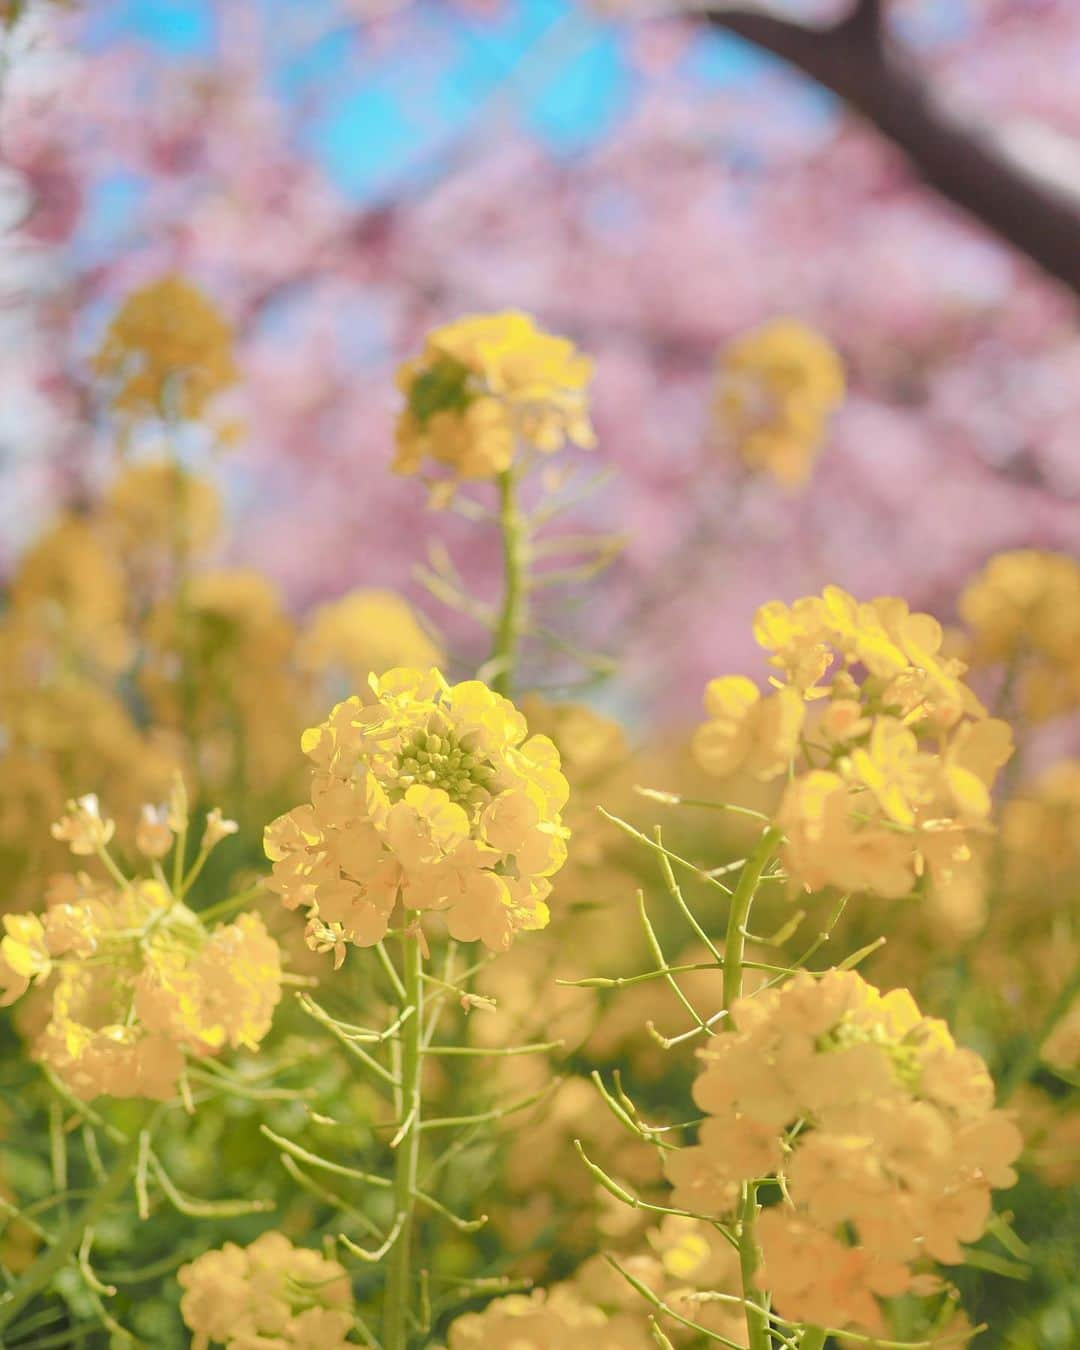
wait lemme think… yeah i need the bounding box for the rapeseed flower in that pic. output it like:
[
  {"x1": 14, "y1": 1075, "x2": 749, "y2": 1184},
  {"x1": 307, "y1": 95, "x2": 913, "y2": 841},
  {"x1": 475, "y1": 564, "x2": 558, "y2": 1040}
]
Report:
[
  {"x1": 712, "y1": 318, "x2": 844, "y2": 487},
  {"x1": 178, "y1": 1231, "x2": 355, "y2": 1349},
  {"x1": 393, "y1": 312, "x2": 594, "y2": 483},
  {"x1": 266, "y1": 669, "x2": 569, "y2": 955},
  {"x1": 664, "y1": 969, "x2": 1021, "y2": 1335}
]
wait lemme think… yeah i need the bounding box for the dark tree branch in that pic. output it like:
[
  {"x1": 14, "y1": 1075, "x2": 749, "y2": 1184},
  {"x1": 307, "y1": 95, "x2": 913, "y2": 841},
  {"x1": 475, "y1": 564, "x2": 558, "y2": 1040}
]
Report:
[{"x1": 705, "y1": 3, "x2": 1080, "y2": 299}]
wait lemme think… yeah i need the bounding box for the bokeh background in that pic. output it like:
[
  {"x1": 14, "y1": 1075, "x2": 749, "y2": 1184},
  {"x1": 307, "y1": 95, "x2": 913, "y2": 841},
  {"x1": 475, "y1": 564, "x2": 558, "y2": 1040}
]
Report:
[
  {"x1": 3, "y1": 0, "x2": 1079, "y2": 726},
  {"x1": 1, "y1": 6, "x2": 1079, "y2": 1347}
]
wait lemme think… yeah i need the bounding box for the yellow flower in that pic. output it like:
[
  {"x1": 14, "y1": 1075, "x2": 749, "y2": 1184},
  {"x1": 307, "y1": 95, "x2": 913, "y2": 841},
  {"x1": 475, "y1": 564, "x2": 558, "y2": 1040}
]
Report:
[
  {"x1": 776, "y1": 770, "x2": 915, "y2": 899},
  {"x1": 298, "y1": 588, "x2": 444, "y2": 692},
  {"x1": 136, "y1": 913, "x2": 283, "y2": 1056},
  {"x1": 9, "y1": 516, "x2": 132, "y2": 674},
  {"x1": 446, "y1": 1285, "x2": 651, "y2": 1349},
  {"x1": 7, "y1": 803, "x2": 283, "y2": 1100},
  {"x1": 393, "y1": 312, "x2": 594, "y2": 483},
  {"x1": 0, "y1": 915, "x2": 51, "y2": 1006},
  {"x1": 713, "y1": 318, "x2": 844, "y2": 488},
  {"x1": 93, "y1": 276, "x2": 237, "y2": 418},
  {"x1": 724, "y1": 586, "x2": 1014, "y2": 901},
  {"x1": 50, "y1": 794, "x2": 116, "y2": 856},
  {"x1": 692, "y1": 676, "x2": 804, "y2": 780},
  {"x1": 665, "y1": 969, "x2": 1021, "y2": 1335},
  {"x1": 201, "y1": 807, "x2": 239, "y2": 851},
  {"x1": 266, "y1": 668, "x2": 569, "y2": 955},
  {"x1": 102, "y1": 459, "x2": 222, "y2": 566},
  {"x1": 178, "y1": 1232, "x2": 355, "y2": 1349},
  {"x1": 135, "y1": 803, "x2": 174, "y2": 859},
  {"x1": 959, "y1": 549, "x2": 1080, "y2": 720}
]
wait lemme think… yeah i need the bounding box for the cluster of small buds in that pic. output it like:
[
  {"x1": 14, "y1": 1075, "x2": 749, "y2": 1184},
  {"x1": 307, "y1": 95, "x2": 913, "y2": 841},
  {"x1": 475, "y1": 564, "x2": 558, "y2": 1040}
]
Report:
[
  {"x1": 0, "y1": 793, "x2": 278, "y2": 1101},
  {"x1": 265, "y1": 668, "x2": 569, "y2": 955},
  {"x1": 178, "y1": 1231, "x2": 357, "y2": 1348},
  {"x1": 711, "y1": 318, "x2": 844, "y2": 488},
  {"x1": 664, "y1": 969, "x2": 1022, "y2": 1336},
  {"x1": 693, "y1": 586, "x2": 1013, "y2": 902},
  {"x1": 393, "y1": 311, "x2": 595, "y2": 485}
]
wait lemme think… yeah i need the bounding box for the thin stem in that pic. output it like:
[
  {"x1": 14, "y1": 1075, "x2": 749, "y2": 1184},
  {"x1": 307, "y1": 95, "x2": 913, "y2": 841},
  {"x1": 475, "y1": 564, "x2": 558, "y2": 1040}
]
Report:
[
  {"x1": 490, "y1": 468, "x2": 526, "y2": 697},
  {"x1": 723, "y1": 827, "x2": 782, "y2": 1013},
  {"x1": 0, "y1": 1116, "x2": 148, "y2": 1334},
  {"x1": 382, "y1": 923, "x2": 424, "y2": 1350},
  {"x1": 724, "y1": 827, "x2": 782, "y2": 1350}
]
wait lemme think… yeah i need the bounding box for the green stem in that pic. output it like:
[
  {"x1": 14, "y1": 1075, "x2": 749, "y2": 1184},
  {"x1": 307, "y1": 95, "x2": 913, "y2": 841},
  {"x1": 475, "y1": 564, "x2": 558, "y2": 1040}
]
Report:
[
  {"x1": 382, "y1": 925, "x2": 424, "y2": 1350},
  {"x1": 723, "y1": 826, "x2": 782, "y2": 1013},
  {"x1": 999, "y1": 961, "x2": 1080, "y2": 1103},
  {"x1": 800, "y1": 1330, "x2": 827, "y2": 1350},
  {"x1": 725, "y1": 826, "x2": 782, "y2": 1350},
  {"x1": 490, "y1": 468, "x2": 526, "y2": 697},
  {"x1": 0, "y1": 1119, "x2": 146, "y2": 1334}
]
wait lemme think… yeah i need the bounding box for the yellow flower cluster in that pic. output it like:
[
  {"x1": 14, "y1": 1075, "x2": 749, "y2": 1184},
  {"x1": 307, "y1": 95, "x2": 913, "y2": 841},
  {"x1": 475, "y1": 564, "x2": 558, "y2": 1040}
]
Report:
[
  {"x1": 178, "y1": 1231, "x2": 356, "y2": 1349},
  {"x1": 93, "y1": 276, "x2": 238, "y2": 419},
  {"x1": 103, "y1": 458, "x2": 223, "y2": 573},
  {"x1": 139, "y1": 567, "x2": 302, "y2": 791},
  {"x1": 445, "y1": 1284, "x2": 651, "y2": 1349},
  {"x1": 695, "y1": 586, "x2": 1013, "y2": 900},
  {"x1": 0, "y1": 801, "x2": 281, "y2": 1101},
  {"x1": 265, "y1": 668, "x2": 569, "y2": 955},
  {"x1": 959, "y1": 549, "x2": 1080, "y2": 720},
  {"x1": 297, "y1": 589, "x2": 445, "y2": 694},
  {"x1": 712, "y1": 318, "x2": 844, "y2": 487},
  {"x1": 393, "y1": 311, "x2": 594, "y2": 482},
  {"x1": 665, "y1": 969, "x2": 1022, "y2": 1336}
]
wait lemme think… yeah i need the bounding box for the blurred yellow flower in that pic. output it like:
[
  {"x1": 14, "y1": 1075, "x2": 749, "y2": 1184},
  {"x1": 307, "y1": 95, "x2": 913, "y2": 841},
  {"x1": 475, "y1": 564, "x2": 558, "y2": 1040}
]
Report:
[
  {"x1": 446, "y1": 1284, "x2": 652, "y2": 1348},
  {"x1": 298, "y1": 588, "x2": 444, "y2": 691},
  {"x1": 692, "y1": 675, "x2": 804, "y2": 780},
  {"x1": 178, "y1": 1231, "x2": 355, "y2": 1349},
  {"x1": 50, "y1": 793, "x2": 116, "y2": 856},
  {"x1": 959, "y1": 549, "x2": 1080, "y2": 720},
  {"x1": 394, "y1": 311, "x2": 594, "y2": 482},
  {"x1": 9, "y1": 515, "x2": 132, "y2": 673},
  {"x1": 102, "y1": 458, "x2": 222, "y2": 568},
  {"x1": 713, "y1": 318, "x2": 844, "y2": 488},
  {"x1": 93, "y1": 276, "x2": 237, "y2": 419}
]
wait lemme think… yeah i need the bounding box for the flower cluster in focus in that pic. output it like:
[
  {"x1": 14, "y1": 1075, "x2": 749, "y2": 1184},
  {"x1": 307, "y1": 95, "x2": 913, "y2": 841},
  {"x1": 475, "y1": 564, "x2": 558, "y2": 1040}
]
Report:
[
  {"x1": 265, "y1": 668, "x2": 569, "y2": 955},
  {"x1": 694, "y1": 585, "x2": 1014, "y2": 903},
  {"x1": 665, "y1": 969, "x2": 1022, "y2": 1335},
  {"x1": 393, "y1": 311, "x2": 594, "y2": 483}
]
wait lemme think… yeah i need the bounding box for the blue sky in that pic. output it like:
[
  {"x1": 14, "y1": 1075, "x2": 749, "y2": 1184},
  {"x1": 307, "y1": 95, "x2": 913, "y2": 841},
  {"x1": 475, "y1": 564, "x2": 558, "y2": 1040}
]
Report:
[{"x1": 81, "y1": 0, "x2": 782, "y2": 203}]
